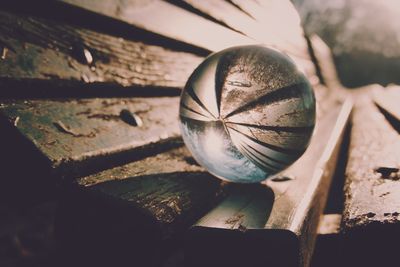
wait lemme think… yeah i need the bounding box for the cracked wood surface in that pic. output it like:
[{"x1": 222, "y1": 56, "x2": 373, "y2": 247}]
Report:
[
  {"x1": 0, "y1": 97, "x2": 180, "y2": 178},
  {"x1": 56, "y1": 146, "x2": 223, "y2": 267},
  {"x1": 0, "y1": 9, "x2": 203, "y2": 97}
]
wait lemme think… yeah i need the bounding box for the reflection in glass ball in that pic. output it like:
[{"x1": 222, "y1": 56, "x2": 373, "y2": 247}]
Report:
[{"x1": 179, "y1": 45, "x2": 316, "y2": 183}]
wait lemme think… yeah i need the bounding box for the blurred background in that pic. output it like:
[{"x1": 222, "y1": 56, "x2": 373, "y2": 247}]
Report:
[{"x1": 293, "y1": 0, "x2": 400, "y2": 87}]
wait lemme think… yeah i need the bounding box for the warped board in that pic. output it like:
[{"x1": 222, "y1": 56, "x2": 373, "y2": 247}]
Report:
[
  {"x1": 59, "y1": 0, "x2": 318, "y2": 81},
  {"x1": 0, "y1": 10, "x2": 203, "y2": 97},
  {"x1": 185, "y1": 96, "x2": 352, "y2": 267},
  {"x1": 0, "y1": 97, "x2": 180, "y2": 180},
  {"x1": 56, "y1": 146, "x2": 223, "y2": 267},
  {"x1": 342, "y1": 88, "x2": 400, "y2": 266}
]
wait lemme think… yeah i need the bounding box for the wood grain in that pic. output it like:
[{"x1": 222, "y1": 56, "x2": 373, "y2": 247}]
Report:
[
  {"x1": 172, "y1": 0, "x2": 308, "y2": 57},
  {"x1": 61, "y1": 0, "x2": 256, "y2": 52},
  {"x1": 0, "y1": 97, "x2": 180, "y2": 179},
  {"x1": 0, "y1": 10, "x2": 203, "y2": 97},
  {"x1": 59, "y1": 0, "x2": 318, "y2": 81},
  {"x1": 171, "y1": 0, "x2": 317, "y2": 81}
]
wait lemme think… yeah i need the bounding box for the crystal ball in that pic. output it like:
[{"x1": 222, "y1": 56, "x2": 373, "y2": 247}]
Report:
[{"x1": 179, "y1": 45, "x2": 316, "y2": 183}]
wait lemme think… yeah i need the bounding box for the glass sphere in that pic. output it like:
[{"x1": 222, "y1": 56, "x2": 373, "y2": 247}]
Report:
[{"x1": 179, "y1": 45, "x2": 316, "y2": 183}]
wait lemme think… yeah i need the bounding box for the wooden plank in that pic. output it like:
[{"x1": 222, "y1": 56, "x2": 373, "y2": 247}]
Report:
[
  {"x1": 59, "y1": 0, "x2": 318, "y2": 81},
  {"x1": 0, "y1": 10, "x2": 203, "y2": 97},
  {"x1": 172, "y1": 0, "x2": 309, "y2": 57},
  {"x1": 185, "y1": 95, "x2": 353, "y2": 267},
  {"x1": 341, "y1": 87, "x2": 400, "y2": 266},
  {"x1": 60, "y1": 0, "x2": 256, "y2": 52},
  {"x1": 0, "y1": 97, "x2": 180, "y2": 179},
  {"x1": 169, "y1": 0, "x2": 317, "y2": 80},
  {"x1": 55, "y1": 146, "x2": 223, "y2": 267}
]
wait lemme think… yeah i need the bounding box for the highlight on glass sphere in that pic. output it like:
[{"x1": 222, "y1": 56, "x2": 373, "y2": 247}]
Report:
[{"x1": 179, "y1": 45, "x2": 316, "y2": 183}]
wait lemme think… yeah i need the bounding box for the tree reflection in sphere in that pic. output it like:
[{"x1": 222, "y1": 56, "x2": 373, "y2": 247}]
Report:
[{"x1": 179, "y1": 45, "x2": 316, "y2": 183}]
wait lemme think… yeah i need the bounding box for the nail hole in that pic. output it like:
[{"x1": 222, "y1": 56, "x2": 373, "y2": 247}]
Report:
[{"x1": 120, "y1": 109, "x2": 143, "y2": 127}]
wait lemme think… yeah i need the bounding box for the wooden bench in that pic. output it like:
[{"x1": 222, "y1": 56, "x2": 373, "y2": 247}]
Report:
[{"x1": 1, "y1": 1, "x2": 398, "y2": 266}]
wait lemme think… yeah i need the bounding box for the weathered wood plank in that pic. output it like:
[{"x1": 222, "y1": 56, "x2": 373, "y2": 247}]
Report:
[
  {"x1": 0, "y1": 97, "x2": 180, "y2": 179},
  {"x1": 56, "y1": 146, "x2": 223, "y2": 267},
  {"x1": 171, "y1": 0, "x2": 308, "y2": 57},
  {"x1": 342, "y1": 87, "x2": 400, "y2": 266},
  {"x1": 169, "y1": 0, "x2": 317, "y2": 80},
  {"x1": 185, "y1": 95, "x2": 352, "y2": 267},
  {"x1": 60, "y1": 0, "x2": 256, "y2": 52},
  {"x1": 0, "y1": 10, "x2": 203, "y2": 97},
  {"x1": 59, "y1": 0, "x2": 318, "y2": 81}
]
